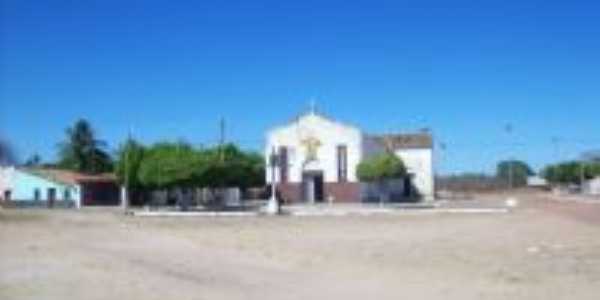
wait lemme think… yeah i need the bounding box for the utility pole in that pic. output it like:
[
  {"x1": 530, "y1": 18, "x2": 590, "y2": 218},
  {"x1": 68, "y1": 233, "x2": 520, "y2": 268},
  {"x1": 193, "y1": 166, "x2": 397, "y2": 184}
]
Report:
[
  {"x1": 267, "y1": 147, "x2": 280, "y2": 215},
  {"x1": 552, "y1": 137, "x2": 561, "y2": 186},
  {"x1": 508, "y1": 161, "x2": 514, "y2": 190},
  {"x1": 121, "y1": 144, "x2": 129, "y2": 211},
  {"x1": 580, "y1": 158, "x2": 586, "y2": 194},
  {"x1": 219, "y1": 117, "x2": 226, "y2": 162},
  {"x1": 505, "y1": 124, "x2": 514, "y2": 190},
  {"x1": 121, "y1": 128, "x2": 132, "y2": 212}
]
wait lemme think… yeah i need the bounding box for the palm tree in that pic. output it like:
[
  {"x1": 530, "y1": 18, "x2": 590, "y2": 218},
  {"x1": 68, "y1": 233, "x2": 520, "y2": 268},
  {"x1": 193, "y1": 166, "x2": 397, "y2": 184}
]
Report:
[
  {"x1": 58, "y1": 119, "x2": 113, "y2": 174},
  {"x1": 24, "y1": 153, "x2": 42, "y2": 167},
  {"x1": 0, "y1": 139, "x2": 16, "y2": 166}
]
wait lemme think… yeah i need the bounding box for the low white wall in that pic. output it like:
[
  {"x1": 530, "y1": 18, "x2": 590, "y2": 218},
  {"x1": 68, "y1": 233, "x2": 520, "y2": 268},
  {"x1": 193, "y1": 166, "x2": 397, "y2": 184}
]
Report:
[
  {"x1": 584, "y1": 178, "x2": 600, "y2": 195},
  {"x1": 0, "y1": 167, "x2": 14, "y2": 200},
  {"x1": 360, "y1": 179, "x2": 405, "y2": 202},
  {"x1": 395, "y1": 149, "x2": 434, "y2": 201}
]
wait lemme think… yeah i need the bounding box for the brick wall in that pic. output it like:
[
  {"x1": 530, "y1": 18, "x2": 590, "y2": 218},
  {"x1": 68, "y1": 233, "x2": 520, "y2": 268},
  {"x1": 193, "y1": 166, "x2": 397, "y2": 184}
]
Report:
[
  {"x1": 277, "y1": 182, "x2": 361, "y2": 204},
  {"x1": 324, "y1": 182, "x2": 361, "y2": 203},
  {"x1": 277, "y1": 183, "x2": 302, "y2": 204}
]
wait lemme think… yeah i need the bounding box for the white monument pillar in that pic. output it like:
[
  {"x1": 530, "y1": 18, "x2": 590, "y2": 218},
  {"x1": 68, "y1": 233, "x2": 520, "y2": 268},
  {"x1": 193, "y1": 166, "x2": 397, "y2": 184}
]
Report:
[
  {"x1": 266, "y1": 148, "x2": 280, "y2": 215},
  {"x1": 121, "y1": 186, "x2": 128, "y2": 211}
]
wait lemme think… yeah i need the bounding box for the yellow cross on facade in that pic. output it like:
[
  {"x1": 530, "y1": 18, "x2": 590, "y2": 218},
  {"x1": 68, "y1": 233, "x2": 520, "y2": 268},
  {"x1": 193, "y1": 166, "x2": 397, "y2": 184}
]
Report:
[{"x1": 301, "y1": 136, "x2": 321, "y2": 162}]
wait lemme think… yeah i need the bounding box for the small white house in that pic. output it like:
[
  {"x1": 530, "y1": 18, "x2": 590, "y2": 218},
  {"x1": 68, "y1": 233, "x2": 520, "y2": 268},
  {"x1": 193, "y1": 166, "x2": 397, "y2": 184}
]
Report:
[
  {"x1": 584, "y1": 177, "x2": 600, "y2": 196},
  {"x1": 527, "y1": 176, "x2": 548, "y2": 188},
  {"x1": 0, "y1": 167, "x2": 120, "y2": 208},
  {"x1": 265, "y1": 111, "x2": 434, "y2": 203}
]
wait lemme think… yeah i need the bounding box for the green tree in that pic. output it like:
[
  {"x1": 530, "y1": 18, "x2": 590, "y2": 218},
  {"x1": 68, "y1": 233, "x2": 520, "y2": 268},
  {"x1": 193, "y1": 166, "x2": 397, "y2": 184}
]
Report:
[
  {"x1": 127, "y1": 142, "x2": 265, "y2": 190},
  {"x1": 57, "y1": 119, "x2": 113, "y2": 174},
  {"x1": 542, "y1": 161, "x2": 600, "y2": 184},
  {"x1": 137, "y1": 142, "x2": 208, "y2": 189},
  {"x1": 542, "y1": 162, "x2": 579, "y2": 184},
  {"x1": 0, "y1": 139, "x2": 16, "y2": 166},
  {"x1": 242, "y1": 151, "x2": 266, "y2": 187},
  {"x1": 496, "y1": 160, "x2": 534, "y2": 187},
  {"x1": 115, "y1": 138, "x2": 145, "y2": 188},
  {"x1": 24, "y1": 153, "x2": 42, "y2": 167},
  {"x1": 587, "y1": 162, "x2": 600, "y2": 177},
  {"x1": 356, "y1": 153, "x2": 406, "y2": 182},
  {"x1": 199, "y1": 144, "x2": 265, "y2": 189},
  {"x1": 117, "y1": 141, "x2": 265, "y2": 207}
]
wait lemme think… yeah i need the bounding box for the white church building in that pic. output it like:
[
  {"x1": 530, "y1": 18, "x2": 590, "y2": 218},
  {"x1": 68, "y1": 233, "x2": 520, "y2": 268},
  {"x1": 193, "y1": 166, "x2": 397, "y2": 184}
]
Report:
[{"x1": 265, "y1": 111, "x2": 434, "y2": 203}]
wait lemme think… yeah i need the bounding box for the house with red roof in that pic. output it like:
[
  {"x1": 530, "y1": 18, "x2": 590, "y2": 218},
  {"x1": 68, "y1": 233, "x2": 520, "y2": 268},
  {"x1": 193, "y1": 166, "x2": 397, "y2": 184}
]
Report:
[{"x1": 0, "y1": 167, "x2": 120, "y2": 208}]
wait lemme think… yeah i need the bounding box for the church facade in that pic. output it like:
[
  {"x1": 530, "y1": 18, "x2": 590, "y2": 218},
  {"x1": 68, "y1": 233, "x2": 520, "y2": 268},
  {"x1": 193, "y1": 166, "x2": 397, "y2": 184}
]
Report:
[{"x1": 265, "y1": 112, "x2": 434, "y2": 203}]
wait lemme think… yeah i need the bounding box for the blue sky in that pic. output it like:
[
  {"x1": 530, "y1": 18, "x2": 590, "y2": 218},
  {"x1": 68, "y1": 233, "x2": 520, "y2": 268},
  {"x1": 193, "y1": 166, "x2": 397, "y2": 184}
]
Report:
[{"x1": 1, "y1": 0, "x2": 599, "y2": 174}]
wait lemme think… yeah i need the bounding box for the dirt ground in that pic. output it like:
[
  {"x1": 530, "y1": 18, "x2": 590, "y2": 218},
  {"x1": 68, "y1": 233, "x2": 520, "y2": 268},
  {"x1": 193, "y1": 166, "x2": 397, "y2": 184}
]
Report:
[{"x1": 1, "y1": 192, "x2": 600, "y2": 300}]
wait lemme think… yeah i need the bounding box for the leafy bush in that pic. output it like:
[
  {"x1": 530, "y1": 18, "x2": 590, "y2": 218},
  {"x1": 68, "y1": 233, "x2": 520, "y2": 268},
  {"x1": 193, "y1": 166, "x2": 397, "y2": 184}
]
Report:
[
  {"x1": 542, "y1": 161, "x2": 600, "y2": 184},
  {"x1": 357, "y1": 153, "x2": 406, "y2": 182},
  {"x1": 117, "y1": 141, "x2": 265, "y2": 190},
  {"x1": 496, "y1": 160, "x2": 534, "y2": 187}
]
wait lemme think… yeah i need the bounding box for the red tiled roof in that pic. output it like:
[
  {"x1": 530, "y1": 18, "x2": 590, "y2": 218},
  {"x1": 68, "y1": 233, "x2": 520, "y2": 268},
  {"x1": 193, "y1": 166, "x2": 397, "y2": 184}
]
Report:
[
  {"x1": 372, "y1": 133, "x2": 433, "y2": 150},
  {"x1": 24, "y1": 169, "x2": 116, "y2": 186}
]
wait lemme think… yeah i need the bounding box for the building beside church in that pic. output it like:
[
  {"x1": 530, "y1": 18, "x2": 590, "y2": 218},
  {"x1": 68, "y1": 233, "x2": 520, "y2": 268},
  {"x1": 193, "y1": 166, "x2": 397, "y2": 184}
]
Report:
[
  {"x1": 583, "y1": 177, "x2": 600, "y2": 196},
  {"x1": 265, "y1": 111, "x2": 434, "y2": 203},
  {"x1": 0, "y1": 167, "x2": 120, "y2": 208}
]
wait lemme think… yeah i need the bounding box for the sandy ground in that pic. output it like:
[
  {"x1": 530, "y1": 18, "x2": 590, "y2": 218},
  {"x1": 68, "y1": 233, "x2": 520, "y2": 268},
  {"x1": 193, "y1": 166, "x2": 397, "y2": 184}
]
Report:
[{"x1": 1, "y1": 192, "x2": 600, "y2": 300}]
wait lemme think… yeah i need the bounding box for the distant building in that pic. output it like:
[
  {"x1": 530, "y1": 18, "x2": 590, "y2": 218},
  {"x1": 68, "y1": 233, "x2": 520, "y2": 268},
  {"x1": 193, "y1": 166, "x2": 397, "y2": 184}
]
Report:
[
  {"x1": 0, "y1": 167, "x2": 120, "y2": 208},
  {"x1": 583, "y1": 177, "x2": 600, "y2": 196},
  {"x1": 265, "y1": 111, "x2": 434, "y2": 203},
  {"x1": 527, "y1": 176, "x2": 548, "y2": 188}
]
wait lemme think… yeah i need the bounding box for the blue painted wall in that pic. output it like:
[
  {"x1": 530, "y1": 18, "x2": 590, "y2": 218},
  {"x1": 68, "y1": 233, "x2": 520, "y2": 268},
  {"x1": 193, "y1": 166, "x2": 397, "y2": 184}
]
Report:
[{"x1": 11, "y1": 169, "x2": 81, "y2": 205}]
